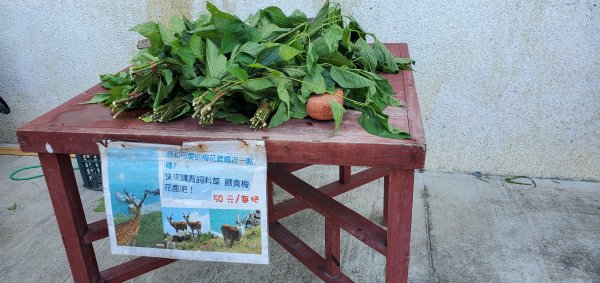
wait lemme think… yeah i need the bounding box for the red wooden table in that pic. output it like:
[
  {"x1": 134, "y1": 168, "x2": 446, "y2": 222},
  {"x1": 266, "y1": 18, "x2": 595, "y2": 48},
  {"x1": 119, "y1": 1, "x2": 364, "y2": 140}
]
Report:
[{"x1": 17, "y1": 43, "x2": 425, "y2": 283}]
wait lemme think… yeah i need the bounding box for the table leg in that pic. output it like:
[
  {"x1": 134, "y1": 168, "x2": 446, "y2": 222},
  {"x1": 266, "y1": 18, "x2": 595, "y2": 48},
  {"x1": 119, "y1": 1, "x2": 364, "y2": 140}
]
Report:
[
  {"x1": 382, "y1": 175, "x2": 390, "y2": 226},
  {"x1": 385, "y1": 168, "x2": 414, "y2": 283},
  {"x1": 324, "y1": 217, "x2": 341, "y2": 277},
  {"x1": 38, "y1": 153, "x2": 100, "y2": 283},
  {"x1": 339, "y1": 166, "x2": 351, "y2": 184}
]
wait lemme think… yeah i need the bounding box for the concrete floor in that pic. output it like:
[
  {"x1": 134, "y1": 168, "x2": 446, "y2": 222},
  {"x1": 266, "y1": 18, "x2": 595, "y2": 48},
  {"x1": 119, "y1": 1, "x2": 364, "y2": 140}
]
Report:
[{"x1": 0, "y1": 155, "x2": 599, "y2": 282}]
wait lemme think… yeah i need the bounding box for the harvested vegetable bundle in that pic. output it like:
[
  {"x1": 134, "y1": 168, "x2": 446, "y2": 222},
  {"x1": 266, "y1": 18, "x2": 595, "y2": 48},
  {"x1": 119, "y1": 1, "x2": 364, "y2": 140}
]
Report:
[{"x1": 86, "y1": 1, "x2": 415, "y2": 139}]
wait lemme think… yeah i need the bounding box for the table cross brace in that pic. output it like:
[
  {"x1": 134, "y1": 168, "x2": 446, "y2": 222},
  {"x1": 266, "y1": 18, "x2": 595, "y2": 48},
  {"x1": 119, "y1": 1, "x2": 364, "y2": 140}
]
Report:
[{"x1": 267, "y1": 163, "x2": 396, "y2": 282}]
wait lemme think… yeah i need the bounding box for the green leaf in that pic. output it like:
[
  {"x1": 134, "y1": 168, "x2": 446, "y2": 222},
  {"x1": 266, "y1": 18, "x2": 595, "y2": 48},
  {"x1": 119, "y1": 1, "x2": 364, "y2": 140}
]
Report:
[
  {"x1": 395, "y1": 57, "x2": 416, "y2": 65},
  {"x1": 80, "y1": 93, "x2": 110, "y2": 104},
  {"x1": 321, "y1": 68, "x2": 336, "y2": 93},
  {"x1": 189, "y1": 34, "x2": 205, "y2": 62},
  {"x1": 158, "y1": 22, "x2": 176, "y2": 45},
  {"x1": 290, "y1": 92, "x2": 307, "y2": 118},
  {"x1": 160, "y1": 69, "x2": 173, "y2": 86},
  {"x1": 259, "y1": 23, "x2": 291, "y2": 41},
  {"x1": 236, "y1": 53, "x2": 255, "y2": 67},
  {"x1": 368, "y1": 72, "x2": 394, "y2": 94},
  {"x1": 247, "y1": 11, "x2": 261, "y2": 27},
  {"x1": 307, "y1": 0, "x2": 330, "y2": 36},
  {"x1": 306, "y1": 42, "x2": 318, "y2": 73},
  {"x1": 206, "y1": 40, "x2": 227, "y2": 78},
  {"x1": 175, "y1": 45, "x2": 196, "y2": 66},
  {"x1": 268, "y1": 102, "x2": 290, "y2": 128},
  {"x1": 186, "y1": 76, "x2": 203, "y2": 87},
  {"x1": 323, "y1": 25, "x2": 342, "y2": 53},
  {"x1": 289, "y1": 10, "x2": 308, "y2": 25},
  {"x1": 373, "y1": 40, "x2": 399, "y2": 73},
  {"x1": 225, "y1": 113, "x2": 249, "y2": 124},
  {"x1": 282, "y1": 67, "x2": 306, "y2": 78},
  {"x1": 279, "y1": 45, "x2": 302, "y2": 61},
  {"x1": 140, "y1": 52, "x2": 159, "y2": 63},
  {"x1": 198, "y1": 77, "x2": 221, "y2": 88},
  {"x1": 341, "y1": 27, "x2": 351, "y2": 49},
  {"x1": 226, "y1": 65, "x2": 248, "y2": 82},
  {"x1": 229, "y1": 44, "x2": 240, "y2": 63},
  {"x1": 170, "y1": 15, "x2": 186, "y2": 34},
  {"x1": 395, "y1": 57, "x2": 415, "y2": 70},
  {"x1": 206, "y1": 2, "x2": 238, "y2": 21},
  {"x1": 311, "y1": 37, "x2": 332, "y2": 56},
  {"x1": 248, "y1": 63, "x2": 283, "y2": 76},
  {"x1": 388, "y1": 97, "x2": 402, "y2": 107},
  {"x1": 195, "y1": 14, "x2": 211, "y2": 26},
  {"x1": 140, "y1": 114, "x2": 153, "y2": 122},
  {"x1": 242, "y1": 78, "x2": 275, "y2": 92},
  {"x1": 301, "y1": 70, "x2": 326, "y2": 98},
  {"x1": 134, "y1": 71, "x2": 158, "y2": 89},
  {"x1": 319, "y1": 51, "x2": 352, "y2": 67},
  {"x1": 330, "y1": 99, "x2": 345, "y2": 132},
  {"x1": 105, "y1": 85, "x2": 132, "y2": 102},
  {"x1": 358, "y1": 107, "x2": 411, "y2": 140},
  {"x1": 329, "y1": 66, "x2": 376, "y2": 88},
  {"x1": 256, "y1": 46, "x2": 281, "y2": 66},
  {"x1": 181, "y1": 66, "x2": 197, "y2": 79},
  {"x1": 239, "y1": 42, "x2": 267, "y2": 58},
  {"x1": 207, "y1": 2, "x2": 248, "y2": 53},
  {"x1": 188, "y1": 25, "x2": 218, "y2": 38},
  {"x1": 348, "y1": 16, "x2": 367, "y2": 40},
  {"x1": 130, "y1": 22, "x2": 162, "y2": 47},
  {"x1": 353, "y1": 38, "x2": 378, "y2": 72},
  {"x1": 183, "y1": 16, "x2": 196, "y2": 30},
  {"x1": 262, "y1": 6, "x2": 293, "y2": 28},
  {"x1": 180, "y1": 76, "x2": 198, "y2": 90},
  {"x1": 277, "y1": 81, "x2": 291, "y2": 117},
  {"x1": 242, "y1": 90, "x2": 263, "y2": 101},
  {"x1": 153, "y1": 81, "x2": 168, "y2": 110},
  {"x1": 219, "y1": 27, "x2": 247, "y2": 54}
]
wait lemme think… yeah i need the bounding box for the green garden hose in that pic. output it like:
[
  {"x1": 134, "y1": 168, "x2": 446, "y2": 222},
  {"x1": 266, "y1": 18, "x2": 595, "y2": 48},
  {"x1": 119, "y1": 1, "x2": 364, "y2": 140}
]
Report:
[{"x1": 9, "y1": 165, "x2": 78, "y2": 181}]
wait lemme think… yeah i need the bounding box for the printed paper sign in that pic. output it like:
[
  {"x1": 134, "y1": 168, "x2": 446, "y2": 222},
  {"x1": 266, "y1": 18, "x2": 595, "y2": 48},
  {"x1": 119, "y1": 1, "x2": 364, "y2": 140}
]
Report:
[{"x1": 99, "y1": 140, "x2": 268, "y2": 264}]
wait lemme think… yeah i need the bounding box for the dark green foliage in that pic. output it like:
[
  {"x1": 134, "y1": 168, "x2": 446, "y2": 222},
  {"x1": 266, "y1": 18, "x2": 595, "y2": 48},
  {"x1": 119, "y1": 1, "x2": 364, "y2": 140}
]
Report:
[{"x1": 86, "y1": 1, "x2": 415, "y2": 139}]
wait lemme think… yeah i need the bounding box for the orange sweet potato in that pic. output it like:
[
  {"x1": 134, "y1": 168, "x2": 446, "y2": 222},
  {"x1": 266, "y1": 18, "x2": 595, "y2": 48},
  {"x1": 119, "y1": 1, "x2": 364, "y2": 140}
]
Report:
[{"x1": 306, "y1": 89, "x2": 344, "y2": 120}]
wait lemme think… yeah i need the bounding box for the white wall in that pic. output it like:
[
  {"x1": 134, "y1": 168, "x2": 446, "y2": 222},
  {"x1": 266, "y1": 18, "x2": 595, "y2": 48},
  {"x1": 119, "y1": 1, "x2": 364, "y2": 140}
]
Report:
[{"x1": 1, "y1": 0, "x2": 598, "y2": 180}]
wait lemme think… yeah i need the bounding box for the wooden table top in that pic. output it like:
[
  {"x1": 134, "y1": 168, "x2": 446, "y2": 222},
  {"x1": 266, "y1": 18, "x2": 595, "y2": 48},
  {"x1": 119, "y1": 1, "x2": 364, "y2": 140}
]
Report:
[{"x1": 18, "y1": 43, "x2": 425, "y2": 168}]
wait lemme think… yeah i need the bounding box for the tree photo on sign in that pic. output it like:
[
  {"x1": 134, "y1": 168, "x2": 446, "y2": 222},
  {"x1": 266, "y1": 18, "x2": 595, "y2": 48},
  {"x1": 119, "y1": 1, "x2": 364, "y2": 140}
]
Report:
[
  {"x1": 106, "y1": 146, "x2": 163, "y2": 248},
  {"x1": 86, "y1": 0, "x2": 415, "y2": 139}
]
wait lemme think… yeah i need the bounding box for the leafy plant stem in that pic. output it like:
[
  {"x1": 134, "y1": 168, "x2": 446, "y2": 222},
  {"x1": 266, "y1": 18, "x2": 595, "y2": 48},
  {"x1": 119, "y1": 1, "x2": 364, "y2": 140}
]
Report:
[
  {"x1": 250, "y1": 100, "x2": 279, "y2": 129},
  {"x1": 129, "y1": 60, "x2": 165, "y2": 75}
]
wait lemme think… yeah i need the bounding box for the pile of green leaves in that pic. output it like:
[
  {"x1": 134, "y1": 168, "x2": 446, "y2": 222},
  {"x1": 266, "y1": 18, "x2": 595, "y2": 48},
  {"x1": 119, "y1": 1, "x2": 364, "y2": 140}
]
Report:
[{"x1": 87, "y1": 1, "x2": 415, "y2": 139}]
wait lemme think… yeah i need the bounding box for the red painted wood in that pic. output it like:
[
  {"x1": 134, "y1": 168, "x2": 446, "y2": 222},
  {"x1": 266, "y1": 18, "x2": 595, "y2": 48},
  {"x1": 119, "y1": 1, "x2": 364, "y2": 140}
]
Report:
[
  {"x1": 269, "y1": 164, "x2": 387, "y2": 256},
  {"x1": 397, "y1": 44, "x2": 426, "y2": 149},
  {"x1": 339, "y1": 166, "x2": 351, "y2": 184},
  {"x1": 82, "y1": 219, "x2": 108, "y2": 244},
  {"x1": 270, "y1": 221, "x2": 352, "y2": 283},
  {"x1": 325, "y1": 218, "x2": 341, "y2": 277},
  {"x1": 38, "y1": 153, "x2": 100, "y2": 283},
  {"x1": 99, "y1": 257, "x2": 176, "y2": 282},
  {"x1": 385, "y1": 168, "x2": 414, "y2": 283},
  {"x1": 279, "y1": 163, "x2": 311, "y2": 172},
  {"x1": 271, "y1": 167, "x2": 389, "y2": 222},
  {"x1": 382, "y1": 175, "x2": 390, "y2": 226}
]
